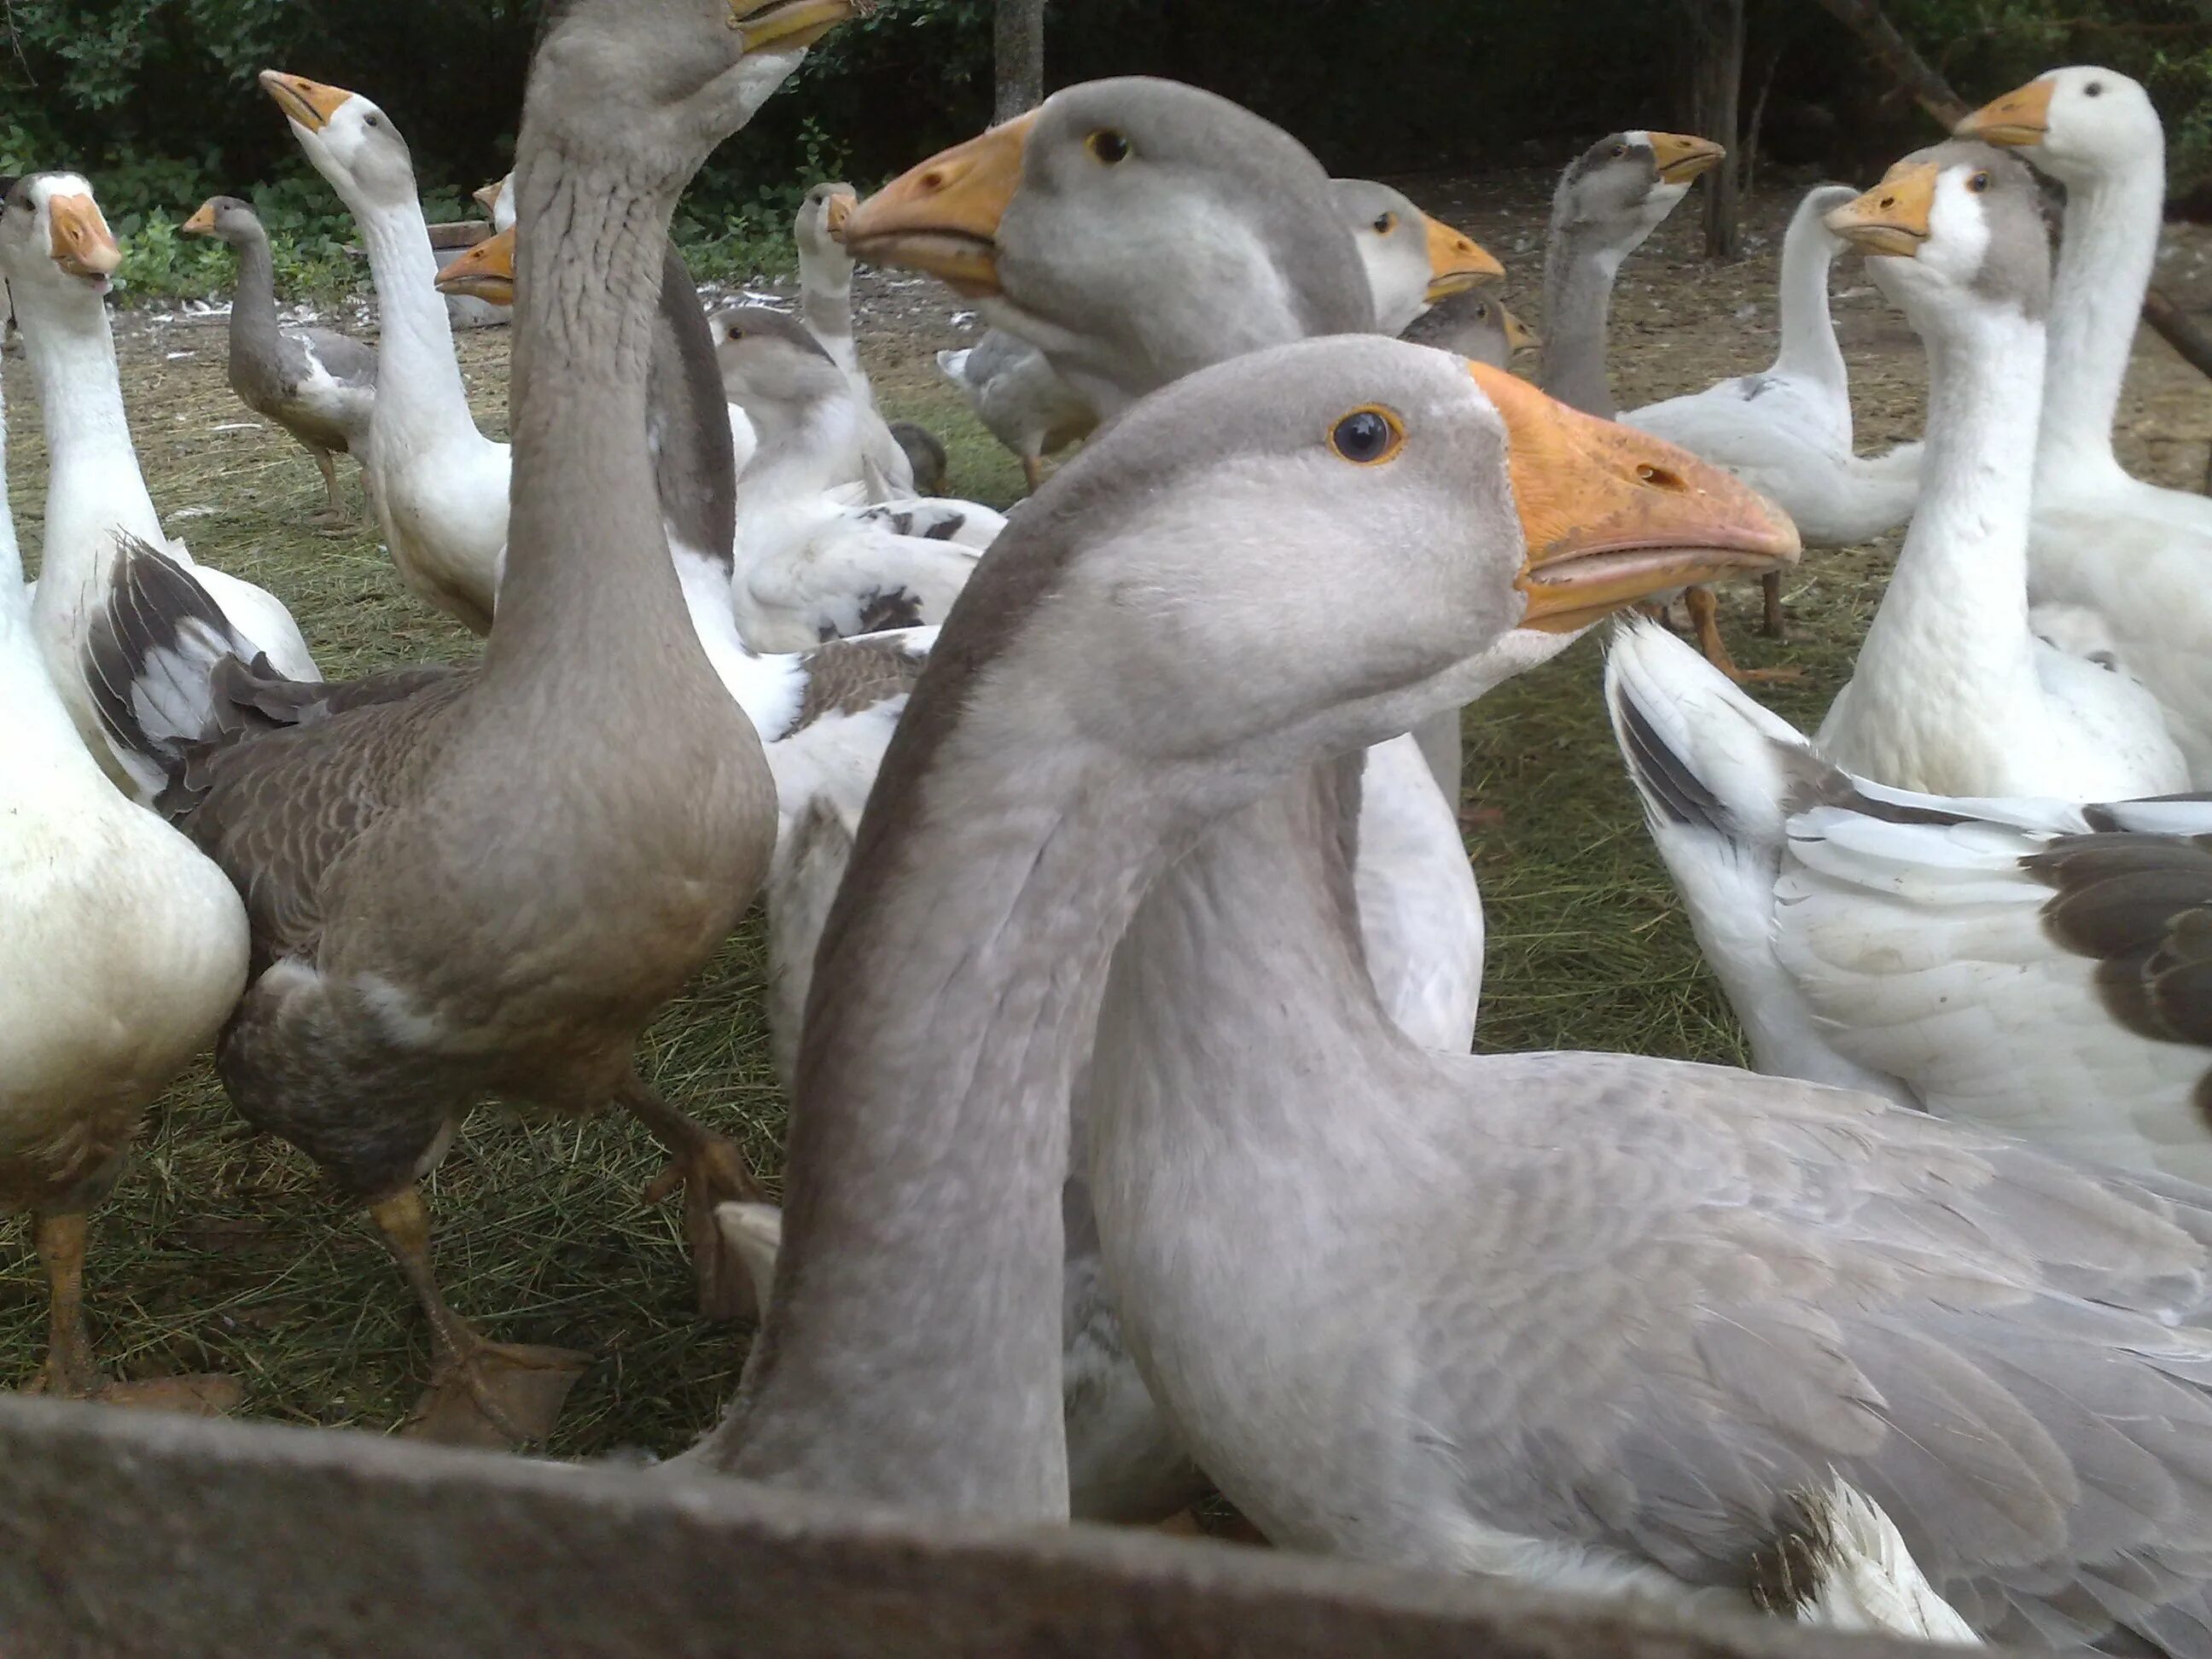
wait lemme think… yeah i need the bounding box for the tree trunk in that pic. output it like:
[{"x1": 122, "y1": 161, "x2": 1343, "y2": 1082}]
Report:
[
  {"x1": 993, "y1": 0, "x2": 1045, "y2": 125},
  {"x1": 1812, "y1": 0, "x2": 2212, "y2": 402},
  {"x1": 1686, "y1": 0, "x2": 1745, "y2": 259}
]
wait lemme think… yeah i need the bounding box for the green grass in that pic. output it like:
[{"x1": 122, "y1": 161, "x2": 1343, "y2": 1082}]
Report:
[{"x1": 0, "y1": 294, "x2": 1888, "y2": 1462}]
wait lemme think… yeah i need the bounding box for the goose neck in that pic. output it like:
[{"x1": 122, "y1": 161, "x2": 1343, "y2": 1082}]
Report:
[
  {"x1": 1540, "y1": 232, "x2": 1621, "y2": 418},
  {"x1": 225, "y1": 225, "x2": 284, "y2": 364},
  {"x1": 352, "y1": 194, "x2": 485, "y2": 451},
  {"x1": 1772, "y1": 212, "x2": 1847, "y2": 393},
  {"x1": 15, "y1": 284, "x2": 165, "y2": 565},
  {"x1": 2040, "y1": 160, "x2": 2163, "y2": 481},
  {"x1": 706, "y1": 680, "x2": 1189, "y2": 1516}
]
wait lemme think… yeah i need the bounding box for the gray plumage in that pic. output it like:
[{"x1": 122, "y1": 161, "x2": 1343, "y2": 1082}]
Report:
[
  {"x1": 888, "y1": 419, "x2": 946, "y2": 495},
  {"x1": 1400, "y1": 289, "x2": 1515, "y2": 367},
  {"x1": 184, "y1": 195, "x2": 375, "y2": 521}
]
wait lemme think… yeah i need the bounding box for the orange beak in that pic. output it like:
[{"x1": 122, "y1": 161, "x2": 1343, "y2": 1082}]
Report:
[
  {"x1": 1470, "y1": 363, "x2": 1799, "y2": 632},
  {"x1": 1824, "y1": 162, "x2": 1938, "y2": 259},
  {"x1": 729, "y1": 0, "x2": 864, "y2": 53},
  {"x1": 47, "y1": 194, "x2": 121, "y2": 280},
  {"x1": 1423, "y1": 213, "x2": 1505, "y2": 301},
  {"x1": 1647, "y1": 131, "x2": 1726, "y2": 184},
  {"x1": 181, "y1": 200, "x2": 219, "y2": 238},
  {"x1": 435, "y1": 226, "x2": 515, "y2": 306},
  {"x1": 259, "y1": 70, "x2": 353, "y2": 133},
  {"x1": 472, "y1": 178, "x2": 508, "y2": 219},
  {"x1": 1956, "y1": 77, "x2": 2054, "y2": 148},
  {"x1": 841, "y1": 111, "x2": 1038, "y2": 296},
  {"x1": 824, "y1": 189, "x2": 857, "y2": 239}
]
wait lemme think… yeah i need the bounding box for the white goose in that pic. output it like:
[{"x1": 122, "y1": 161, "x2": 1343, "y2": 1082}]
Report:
[
  {"x1": 3, "y1": 172, "x2": 318, "y2": 800},
  {"x1": 261, "y1": 73, "x2": 510, "y2": 634},
  {"x1": 1959, "y1": 67, "x2": 2212, "y2": 786},
  {"x1": 1623, "y1": 183, "x2": 1922, "y2": 550},
  {"x1": 0, "y1": 311, "x2": 250, "y2": 1409},
  {"x1": 1813, "y1": 144, "x2": 2183, "y2": 799},
  {"x1": 1609, "y1": 613, "x2": 2212, "y2": 1184},
  {"x1": 1332, "y1": 178, "x2": 1503, "y2": 335}
]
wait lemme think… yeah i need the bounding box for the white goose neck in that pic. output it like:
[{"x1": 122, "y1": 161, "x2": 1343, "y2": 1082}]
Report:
[
  {"x1": 706, "y1": 684, "x2": 1184, "y2": 1515},
  {"x1": 1772, "y1": 212, "x2": 1848, "y2": 395},
  {"x1": 0, "y1": 368, "x2": 105, "y2": 787},
  {"x1": 2040, "y1": 160, "x2": 2163, "y2": 486},
  {"x1": 1850, "y1": 301, "x2": 2046, "y2": 733},
  {"x1": 15, "y1": 285, "x2": 165, "y2": 561},
  {"x1": 354, "y1": 195, "x2": 488, "y2": 454}
]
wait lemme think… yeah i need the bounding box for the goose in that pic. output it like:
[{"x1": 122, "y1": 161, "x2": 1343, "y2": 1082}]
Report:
[
  {"x1": 1331, "y1": 178, "x2": 1504, "y2": 336},
  {"x1": 134, "y1": 0, "x2": 857, "y2": 1449},
  {"x1": 1959, "y1": 67, "x2": 2212, "y2": 785},
  {"x1": 439, "y1": 224, "x2": 936, "y2": 1096},
  {"x1": 680, "y1": 334, "x2": 1793, "y2": 1513},
  {"x1": 1813, "y1": 144, "x2": 2184, "y2": 799},
  {"x1": 1051, "y1": 383, "x2": 2212, "y2": 1651},
  {"x1": 1400, "y1": 289, "x2": 1539, "y2": 368},
  {"x1": 934, "y1": 329, "x2": 1095, "y2": 494},
  {"x1": 261, "y1": 73, "x2": 510, "y2": 634},
  {"x1": 1607, "y1": 613, "x2": 2212, "y2": 1183},
  {"x1": 1537, "y1": 131, "x2": 1803, "y2": 682},
  {"x1": 1621, "y1": 184, "x2": 1921, "y2": 565},
  {"x1": 180, "y1": 194, "x2": 378, "y2": 528},
  {"x1": 1751, "y1": 1478, "x2": 1981, "y2": 1643},
  {"x1": 1, "y1": 172, "x2": 320, "y2": 800},
  {"x1": 0, "y1": 317, "x2": 251, "y2": 1414}
]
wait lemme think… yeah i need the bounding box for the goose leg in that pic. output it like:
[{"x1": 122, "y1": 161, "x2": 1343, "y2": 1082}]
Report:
[
  {"x1": 369, "y1": 1187, "x2": 587, "y2": 1449},
  {"x1": 26, "y1": 1211, "x2": 241, "y2": 1414},
  {"x1": 1760, "y1": 570, "x2": 1785, "y2": 638},
  {"x1": 1021, "y1": 451, "x2": 1045, "y2": 496},
  {"x1": 618, "y1": 1075, "x2": 766, "y2": 1321},
  {"x1": 307, "y1": 445, "x2": 348, "y2": 528},
  {"x1": 1686, "y1": 586, "x2": 1801, "y2": 684}
]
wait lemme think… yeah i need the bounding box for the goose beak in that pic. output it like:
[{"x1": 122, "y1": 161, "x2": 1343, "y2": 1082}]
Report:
[
  {"x1": 1824, "y1": 163, "x2": 1937, "y2": 258},
  {"x1": 729, "y1": 0, "x2": 866, "y2": 53},
  {"x1": 824, "y1": 189, "x2": 857, "y2": 239},
  {"x1": 259, "y1": 70, "x2": 353, "y2": 133},
  {"x1": 436, "y1": 226, "x2": 514, "y2": 306},
  {"x1": 1502, "y1": 306, "x2": 1540, "y2": 352},
  {"x1": 1423, "y1": 214, "x2": 1505, "y2": 301},
  {"x1": 48, "y1": 194, "x2": 121, "y2": 282},
  {"x1": 1957, "y1": 78, "x2": 2053, "y2": 146},
  {"x1": 842, "y1": 111, "x2": 1038, "y2": 297},
  {"x1": 472, "y1": 180, "x2": 505, "y2": 218},
  {"x1": 1470, "y1": 363, "x2": 1799, "y2": 633},
  {"x1": 1649, "y1": 131, "x2": 1726, "y2": 184},
  {"x1": 181, "y1": 201, "x2": 219, "y2": 238}
]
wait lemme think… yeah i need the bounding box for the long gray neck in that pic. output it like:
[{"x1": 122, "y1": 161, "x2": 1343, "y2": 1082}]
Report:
[
  {"x1": 649, "y1": 241, "x2": 736, "y2": 573},
  {"x1": 1540, "y1": 230, "x2": 1622, "y2": 417},
  {"x1": 708, "y1": 686, "x2": 1194, "y2": 1516},
  {"x1": 481, "y1": 151, "x2": 700, "y2": 682},
  {"x1": 225, "y1": 224, "x2": 285, "y2": 374},
  {"x1": 2041, "y1": 159, "x2": 2162, "y2": 480}
]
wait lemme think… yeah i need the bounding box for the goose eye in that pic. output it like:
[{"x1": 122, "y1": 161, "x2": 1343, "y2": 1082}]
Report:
[
  {"x1": 2085, "y1": 81, "x2": 2104, "y2": 96},
  {"x1": 1967, "y1": 170, "x2": 1991, "y2": 193},
  {"x1": 1373, "y1": 212, "x2": 1396, "y2": 235},
  {"x1": 1086, "y1": 129, "x2": 1132, "y2": 166},
  {"x1": 1329, "y1": 405, "x2": 1405, "y2": 466},
  {"x1": 1609, "y1": 143, "x2": 1627, "y2": 158},
  {"x1": 1472, "y1": 302, "x2": 1488, "y2": 318}
]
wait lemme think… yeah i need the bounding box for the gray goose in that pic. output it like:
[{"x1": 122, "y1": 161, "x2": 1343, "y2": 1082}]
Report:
[
  {"x1": 686, "y1": 335, "x2": 1779, "y2": 1514},
  {"x1": 137, "y1": 0, "x2": 866, "y2": 1449},
  {"x1": 182, "y1": 195, "x2": 377, "y2": 527},
  {"x1": 1400, "y1": 288, "x2": 1539, "y2": 369}
]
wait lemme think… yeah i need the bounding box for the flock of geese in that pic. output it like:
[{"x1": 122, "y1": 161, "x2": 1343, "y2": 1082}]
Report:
[{"x1": 15, "y1": 0, "x2": 2212, "y2": 1646}]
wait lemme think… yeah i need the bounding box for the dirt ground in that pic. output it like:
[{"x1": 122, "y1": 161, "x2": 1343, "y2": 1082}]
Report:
[{"x1": 6, "y1": 164, "x2": 2209, "y2": 1462}]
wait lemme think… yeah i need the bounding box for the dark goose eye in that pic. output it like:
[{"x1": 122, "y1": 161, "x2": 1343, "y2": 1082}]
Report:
[
  {"x1": 2085, "y1": 81, "x2": 2104, "y2": 96},
  {"x1": 1086, "y1": 129, "x2": 1131, "y2": 166},
  {"x1": 1967, "y1": 170, "x2": 1991, "y2": 193},
  {"x1": 1330, "y1": 406, "x2": 1405, "y2": 466},
  {"x1": 1373, "y1": 212, "x2": 1396, "y2": 235}
]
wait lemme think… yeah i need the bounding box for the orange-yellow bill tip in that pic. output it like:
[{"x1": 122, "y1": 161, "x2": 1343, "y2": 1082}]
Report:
[
  {"x1": 472, "y1": 179, "x2": 507, "y2": 218},
  {"x1": 1956, "y1": 77, "x2": 2054, "y2": 146},
  {"x1": 730, "y1": 0, "x2": 863, "y2": 54},
  {"x1": 1423, "y1": 213, "x2": 1505, "y2": 301},
  {"x1": 181, "y1": 201, "x2": 219, "y2": 237},
  {"x1": 841, "y1": 110, "x2": 1038, "y2": 296},
  {"x1": 824, "y1": 190, "x2": 857, "y2": 237},
  {"x1": 1647, "y1": 131, "x2": 1726, "y2": 183},
  {"x1": 1500, "y1": 306, "x2": 1540, "y2": 352},
  {"x1": 1467, "y1": 361, "x2": 1799, "y2": 633},
  {"x1": 47, "y1": 194, "x2": 120, "y2": 279},
  {"x1": 258, "y1": 70, "x2": 353, "y2": 133},
  {"x1": 435, "y1": 225, "x2": 515, "y2": 304},
  {"x1": 1824, "y1": 161, "x2": 1937, "y2": 258}
]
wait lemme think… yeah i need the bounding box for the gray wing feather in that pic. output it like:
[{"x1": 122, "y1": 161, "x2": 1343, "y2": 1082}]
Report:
[{"x1": 295, "y1": 326, "x2": 376, "y2": 389}]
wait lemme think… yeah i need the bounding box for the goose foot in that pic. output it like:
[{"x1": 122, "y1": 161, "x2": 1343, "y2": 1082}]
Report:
[
  {"x1": 619, "y1": 1076, "x2": 767, "y2": 1320},
  {"x1": 369, "y1": 1186, "x2": 588, "y2": 1450},
  {"x1": 402, "y1": 1335, "x2": 589, "y2": 1450},
  {"x1": 91, "y1": 1375, "x2": 246, "y2": 1415},
  {"x1": 22, "y1": 1213, "x2": 243, "y2": 1414}
]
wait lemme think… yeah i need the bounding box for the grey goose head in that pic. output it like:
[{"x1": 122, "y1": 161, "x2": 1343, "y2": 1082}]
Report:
[
  {"x1": 0, "y1": 173, "x2": 121, "y2": 306},
  {"x1": 796, "y1": 179, "x2": 859, "y2": 271},
  {"x1": 1331, "y1": 178, "x2": 1504, "y2": 335},
  {"x1": 710, "y1": 303, "x2": 847, "y2": 428},
  {"x1": 842, "y1": 76, "x2": 1373, "y2": 412},
  {"x1": 1825, "y1": 139, "x2": 2050, "y2": 324},
  {"x1": 1551, "y1": 129, "x2": 1724, "y2": 254},
  {"x1": 1399, "y1": 290, "x2": 1539, "y2": 368},
  {"x1": 179, "y1": 195, "x2": 265, "y2": 247}
]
